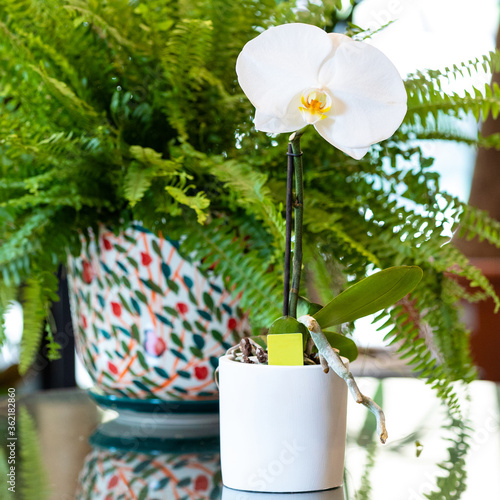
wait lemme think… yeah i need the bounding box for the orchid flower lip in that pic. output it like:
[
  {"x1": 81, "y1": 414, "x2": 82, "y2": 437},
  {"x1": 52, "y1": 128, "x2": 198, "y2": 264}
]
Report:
[{"x1": 299, "y1": 88, "x2": 332, "y2": 125}]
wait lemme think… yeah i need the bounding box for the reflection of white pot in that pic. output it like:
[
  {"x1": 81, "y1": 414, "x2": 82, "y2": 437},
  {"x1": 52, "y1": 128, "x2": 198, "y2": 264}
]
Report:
[
  {"x1": 221, "y1": 485, "x2": 345, "y2": 500},
  {"x1": 219, "y1": 356, "x2": 348, "y2": 493}
]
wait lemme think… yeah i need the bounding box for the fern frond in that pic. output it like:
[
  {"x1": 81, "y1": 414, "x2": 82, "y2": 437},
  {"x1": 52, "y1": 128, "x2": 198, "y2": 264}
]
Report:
[
  {"x1": 171, "y1": 142, "x2": 286, "y2": 251},
  {"x1": 311, "y1": 213, "x2": 382, "y2": 268},
  {"x1": 425, "y1": 414, "x2": 470, "y2": 499},
  {"x1": 19, "y1": 277, "x2": 47, "y2": 374},
  {"x1": 129, "y1": 145, "x2": 179, "y2": 172},
  {"x1": 180, "y1": 218, "x2": 282, "y2": 329},
  {"x1": 207, "y1": 158, "x2": 286, "y2": 249},
  {"x1": 19, "y1": 407, "x2": 49, "y2": 499},
  {"x1": 30, "y1": 65, "x2": 102, "y2": 128},
  {"x1": 44, "y1": 320, "x2": 61, "y2": 361},
  {"x1": 123, "y1": 162, "x2": 154, "y2": 207},
  {"x1": 346, "y1": 20, "x2": 395, "y2": 40},
  {"x1": 438, "y1": 244, "x2": 499, "y2": 312},
  {"x1": 165, "y1": 185, "x2": 210, "y2": 224},
  {"x1": 396, "y1": 128, "x2": 500, "y2": 150},
  {"x1": 406, "y1": 50, "x2": 500, "y2": 90},
  {"x1": 161, "y1": 19, "x2": 214, "y2": 138},
  {"x1": 63, "y1": 1, "x2": 140, "y2": 51},
  {"x1": 1, "y1": 21, "x2": 83, "y2": 93},
  {"x1": 304, "y1": 245, "x2": 344, "y2": 305},
  {"x1": 0, "y1": 210, "x2": 55, "y2": 283},
  {"x1": 405, "y1": 79, "x2": 500, "y2": 130},
  {"x1": 452, "y1": 196, "x2": 500, "y2": 249}
]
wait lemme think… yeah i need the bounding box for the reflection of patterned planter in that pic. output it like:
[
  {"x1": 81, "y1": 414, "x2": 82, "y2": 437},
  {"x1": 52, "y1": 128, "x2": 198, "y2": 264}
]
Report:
[
  {"x1": 76, "y1": 444, "x2": 221, "y2": 500},
  {"x1": 67, "y1": 224, "x2": 245, "y2": 401}
]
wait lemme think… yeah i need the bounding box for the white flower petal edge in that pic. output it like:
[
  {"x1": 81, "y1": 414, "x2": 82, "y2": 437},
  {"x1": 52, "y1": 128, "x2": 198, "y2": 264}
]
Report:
[{"x1": 236, "y1": 23, "x2": 333, "y2": 119}]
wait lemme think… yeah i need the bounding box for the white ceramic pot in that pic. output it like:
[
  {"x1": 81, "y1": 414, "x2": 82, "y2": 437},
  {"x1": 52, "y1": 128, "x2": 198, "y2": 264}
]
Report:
[{"x1": 218, "y1": 355, "x2": 348, "y2": 493}]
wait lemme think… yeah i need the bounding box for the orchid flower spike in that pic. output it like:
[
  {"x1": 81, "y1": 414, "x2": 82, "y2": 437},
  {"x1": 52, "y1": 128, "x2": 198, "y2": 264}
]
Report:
[{"x1": 236, "y1": 23, "x2": 407, "y2": 159}]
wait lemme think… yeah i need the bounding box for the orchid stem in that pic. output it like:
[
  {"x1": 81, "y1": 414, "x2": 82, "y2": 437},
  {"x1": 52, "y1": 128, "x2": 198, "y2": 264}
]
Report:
[
  {"x1": 289, "y1": 130, "x2": 304, "y2": 318},
  {"x1": 283, "y1": 143, "x2": 294, "y2": 317}
]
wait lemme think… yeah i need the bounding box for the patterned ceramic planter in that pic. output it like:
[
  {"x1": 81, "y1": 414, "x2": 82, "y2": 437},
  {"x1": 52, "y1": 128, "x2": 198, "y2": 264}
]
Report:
[
  {"x1": 67, "y1": 224, "x2": 245, "y2": 401},
  {"x1": 76, "y1": 440, "x2": 221, "y2": 499}
]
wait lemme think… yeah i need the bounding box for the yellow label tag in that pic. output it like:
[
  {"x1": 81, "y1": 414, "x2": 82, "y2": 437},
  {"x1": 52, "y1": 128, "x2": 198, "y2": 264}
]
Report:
[{"x1": 267, "y1": 333, "x2": 303, "y2": 366}]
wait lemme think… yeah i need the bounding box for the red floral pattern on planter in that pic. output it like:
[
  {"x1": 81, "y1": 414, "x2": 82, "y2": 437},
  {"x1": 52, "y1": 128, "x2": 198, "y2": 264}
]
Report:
[
  {"x1": 194, "y1": 366, "x2": 208, "y2": 380},
  {"x1": 176, "y1": 302, "x2": 188, "y2": 315},
  {"x1": 141, "y1": 252, "x2": 152, "y2": 266},
  {"x1": 67, "y1": 225, "x2": 247, "y2": 402},
  {"x1": 111, "y1": 302, "x2": 122, "y2": 317},
  {"x1": 107, "y1": 475, "x2": 119, "y2": 488},
  {"x1": 108, "y1": 362, "x2": 118, "y2": 376},
  {"x1": 103, "y1": 238, "x2": 113, "y2": 251},
  {"x1": 194, "y1": 475, "x2": 209, "y2": 491},
  {"x1": 82, "y1": 261, "x2": 94, "y2": 284}
]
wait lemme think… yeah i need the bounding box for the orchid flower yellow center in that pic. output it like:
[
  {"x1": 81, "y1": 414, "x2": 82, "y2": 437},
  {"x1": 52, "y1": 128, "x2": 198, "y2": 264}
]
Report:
[{"x1": 299, "y1": 88, "x2": 332, "y2": 124}]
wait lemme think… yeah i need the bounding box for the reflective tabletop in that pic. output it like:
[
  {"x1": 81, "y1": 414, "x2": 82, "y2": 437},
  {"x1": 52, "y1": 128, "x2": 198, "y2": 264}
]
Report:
[{"x1": 1, "y1": 377, "x2": 498, "y2": 499}]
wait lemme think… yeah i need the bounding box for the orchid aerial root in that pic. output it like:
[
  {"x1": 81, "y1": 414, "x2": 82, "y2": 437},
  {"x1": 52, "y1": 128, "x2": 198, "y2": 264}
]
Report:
[
  {"x1": 298, "y1": 314, "x2": 388, "y2": 444},
  {"x1": 319, "y1": 354, "x2": 330, "y2": 373}
]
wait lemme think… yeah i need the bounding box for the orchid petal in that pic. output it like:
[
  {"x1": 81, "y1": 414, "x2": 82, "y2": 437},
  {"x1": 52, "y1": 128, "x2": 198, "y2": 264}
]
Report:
[
  {"x1": 236, "y1": 23, "x2": 333, "y2": 121},
  {"x1": 335, "y1": 145, "x2": 370, "y2": 161},
  {"x1": 314, "y1": 118, "x2": 370, "y2": 159},
  {"x1": 317, "y1": 37, "x2": 407, "y2": 148},
  {"x1": 254, "y1": 96, "x2": 304, "y2": 133}
]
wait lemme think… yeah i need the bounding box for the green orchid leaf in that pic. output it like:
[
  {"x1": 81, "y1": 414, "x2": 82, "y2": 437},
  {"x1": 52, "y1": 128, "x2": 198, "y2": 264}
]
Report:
[
  {"x1": 268, "y1": 316, "x2": 310, "y2": 349},
  {"x1": 320, "y1": 331, "x2": 358, "y2": 362},
  {"x1": 313, "y1": 266, "x2": 423, "y2": 329},
  {"x1": 297, "y1": 296, "x2": 323, "y2": 317},
  {"x1": 297, "y1": 297, "x2": 310, "y2": 317},
  {"x1": 307, "y1": 302, "x2": 323, "y2": 316},
  {"x1": 268, "y1": 316, "x2": 309, "y2": 336}
]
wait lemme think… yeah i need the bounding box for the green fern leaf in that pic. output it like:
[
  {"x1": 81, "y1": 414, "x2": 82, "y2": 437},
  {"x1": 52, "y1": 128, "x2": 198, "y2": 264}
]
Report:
[
  {"x1": 19, "y1": 407, "x2": 49, "y2": 499},
  {"x1": 180, "y1": 218, "x2": 282, "y2": 328},
  {"x1": 129, "y1": 145, "x2": 179, "y2": 172},
  {"x1": 19, "y1": 277, "x2": 46, "y2": 375},
  {"x1": 165, "y1": 186, "x2": 210, "y2": 224},
  {"x1": 123, "y1": 163, "x2": 154, "y2": 207}
]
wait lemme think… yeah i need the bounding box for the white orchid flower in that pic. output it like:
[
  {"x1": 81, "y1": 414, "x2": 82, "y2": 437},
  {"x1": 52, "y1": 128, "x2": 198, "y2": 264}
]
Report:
[{"x1": 236, "y1": 23, "x2": 407, "y2": 159}]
